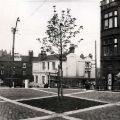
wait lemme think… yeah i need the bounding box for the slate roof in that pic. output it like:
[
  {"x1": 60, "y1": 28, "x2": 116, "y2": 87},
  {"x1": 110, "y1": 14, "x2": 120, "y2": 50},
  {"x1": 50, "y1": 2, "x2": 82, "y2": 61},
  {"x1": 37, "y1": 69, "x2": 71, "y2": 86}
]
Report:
[
  {"x1": 0, "y1": 54, "x2": 67, "y2": 62},
  {"x1": 0, "y1": 55, "x2": 11, "y2": 61},
  {"x1": 0, "y1": 55, "x2": 30, "y2": 62},
  {"x1": 34, "y1": 54, "x2": 67, "y2": 61}
]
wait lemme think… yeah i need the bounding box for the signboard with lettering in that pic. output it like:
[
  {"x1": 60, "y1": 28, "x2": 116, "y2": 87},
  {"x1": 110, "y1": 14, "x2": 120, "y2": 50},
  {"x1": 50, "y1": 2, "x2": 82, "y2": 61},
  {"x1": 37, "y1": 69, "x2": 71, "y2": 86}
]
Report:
[{"x1": 14, "y1": 53, "x2": 22, "y2": 61}]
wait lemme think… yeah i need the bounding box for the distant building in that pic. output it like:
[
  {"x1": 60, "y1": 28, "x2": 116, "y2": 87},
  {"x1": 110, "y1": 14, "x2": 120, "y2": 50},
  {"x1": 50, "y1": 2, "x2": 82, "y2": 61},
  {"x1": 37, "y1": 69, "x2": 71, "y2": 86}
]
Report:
[
  {"x1": 100, "y1": 0, "x2": 120, "y2": 90},
  {"x1": 0, "y1": 51, "x2": 33, "y2": 87},
  {"x1": 32, "y1": 49, "x2": 95, "y2": 88},
  {"x1": 0, "y1": 50, "x2": 8, "y2": 57}
]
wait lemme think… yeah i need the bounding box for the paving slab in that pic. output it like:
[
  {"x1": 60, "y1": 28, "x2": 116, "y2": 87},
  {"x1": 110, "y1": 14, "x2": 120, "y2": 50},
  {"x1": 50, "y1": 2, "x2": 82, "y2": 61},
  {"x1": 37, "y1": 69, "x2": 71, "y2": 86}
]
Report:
[
  {"x1": 0, "y1": 88, "x2": 54, "y2": 100},
  {"x1": 0, "y1": 101, "x2": 48, "y2": 120},
  {"x1": 72, "y1": 91, "x2": 120, "y2": 103},
  {"x1": 69, "y1": 105, "x2": 120, "y2": 120}
]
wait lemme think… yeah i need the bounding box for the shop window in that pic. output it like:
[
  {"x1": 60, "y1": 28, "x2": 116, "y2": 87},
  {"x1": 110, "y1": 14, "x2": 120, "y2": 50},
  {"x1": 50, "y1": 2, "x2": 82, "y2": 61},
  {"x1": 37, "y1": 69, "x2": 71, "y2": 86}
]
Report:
[{"x1": 42, "y1": 76, "x2": 45, "y2": 84}]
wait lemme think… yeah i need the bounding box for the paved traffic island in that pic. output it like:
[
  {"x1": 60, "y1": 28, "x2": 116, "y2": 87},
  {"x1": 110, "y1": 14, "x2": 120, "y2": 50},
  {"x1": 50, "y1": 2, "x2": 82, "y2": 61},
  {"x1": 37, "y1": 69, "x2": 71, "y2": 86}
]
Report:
[
  {"x1": 0, "y1": 88, "x2": 55, "y2": 100},
  {"x1": 0, "y1": 102, "x2": 49, "y2": 120},
  {"x1": 69, "y1": 105, "x2": 120, "y2": 120},
  {"x1": 72, "y1": 91, "x2": 120, "y2": 103},
  {"x1": 19, "y1": 96, "x2": 106, "y2": 113}
]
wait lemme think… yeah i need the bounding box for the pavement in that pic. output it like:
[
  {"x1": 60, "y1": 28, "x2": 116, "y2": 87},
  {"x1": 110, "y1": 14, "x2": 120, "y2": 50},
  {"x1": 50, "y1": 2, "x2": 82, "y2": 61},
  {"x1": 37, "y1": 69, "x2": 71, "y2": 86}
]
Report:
[{"x1": 0, "y1": 88, "x2": 120, "y2": 120}]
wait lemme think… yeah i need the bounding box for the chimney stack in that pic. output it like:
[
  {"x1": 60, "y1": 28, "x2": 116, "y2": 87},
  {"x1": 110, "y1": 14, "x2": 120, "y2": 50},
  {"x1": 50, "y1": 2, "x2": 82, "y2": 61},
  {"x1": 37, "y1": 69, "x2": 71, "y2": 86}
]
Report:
[{"x1": 69, "y1": 44, "x2": 75, "y2": 53}]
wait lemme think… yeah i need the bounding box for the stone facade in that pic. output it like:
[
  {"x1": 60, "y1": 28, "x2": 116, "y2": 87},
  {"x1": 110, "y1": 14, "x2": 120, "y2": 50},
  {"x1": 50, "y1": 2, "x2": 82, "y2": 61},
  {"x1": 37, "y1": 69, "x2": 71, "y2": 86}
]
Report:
[{"x1": 100, "y1": 0, "x2": 120, "y2": 90}]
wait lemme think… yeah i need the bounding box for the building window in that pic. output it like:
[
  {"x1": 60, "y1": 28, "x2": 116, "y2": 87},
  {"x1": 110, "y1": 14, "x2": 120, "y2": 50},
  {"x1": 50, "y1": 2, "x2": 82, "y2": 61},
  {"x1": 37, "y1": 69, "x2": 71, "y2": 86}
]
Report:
[
  {"x1": 42, "y1": 76, "x2": 45, "y2": 84},
  {"x1": 42, "y1": 62, "x2": 45, "y2": 70},
  {"x1": 109, "y1": 18, "x2": 113, "y2": 28},
  {"x1": 103, "y1": 38, "x2": 118, "y2": 56},
  {"x1": 13, "y1": 71, "x2": 15, "y2": 75},
  {"x1": 23, "y1": 71, "x2": 26, "y2": 76},
  {"x1": 22, "y1": 63, "x2": 26, "y2": 68},
  {"x1": 106, "y1": 0, "x2": 115, "y2": 4},
  {"x1": 1, "y1": 70, "x2": 4, "y2": 75},
  {"x1": 113, "y1": 38, "x2": 118, "y2": 55},
  {"x1": 114, "y1": 17, "x2": 118, "y2": 27},
  {"x1": 104, "y1": 19, "x2": 108, "y2": 29},
  {"x1": 48, "y1": 62, "x2": 49, "y2": 70},
  {"x1": 52, "y1": 62, "x2": 56, "y2": 70},
  {"x1": 106, "y1": 0, "x2": 109, "y2": 4},
  {"x1": 114, "y1": 11, "x2": 117, "y2": 16},
  {"x1": 1, "y1": 64, "x2": 4, "y2": 69},
  {"x1": 35, "y1": 75, "x2": 38, "y2": 83},
  {"x1": 103, "y1": 10, "x2": 118, "y2": 30}
]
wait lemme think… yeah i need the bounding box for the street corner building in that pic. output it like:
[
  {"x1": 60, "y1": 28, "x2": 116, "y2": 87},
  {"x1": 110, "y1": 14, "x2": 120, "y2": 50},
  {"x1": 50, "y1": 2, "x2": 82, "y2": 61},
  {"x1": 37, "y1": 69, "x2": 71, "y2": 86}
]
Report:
[
  {"x1": 32, "y1": 49, "x2": 95, "y2": 89},
  {"x1": 100, "y1": 0, "x2": 120, "y2": 90}
]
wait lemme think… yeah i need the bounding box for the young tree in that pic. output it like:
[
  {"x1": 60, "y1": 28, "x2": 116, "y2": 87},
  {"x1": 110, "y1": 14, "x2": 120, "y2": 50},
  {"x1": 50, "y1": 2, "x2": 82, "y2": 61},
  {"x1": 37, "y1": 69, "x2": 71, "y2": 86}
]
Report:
[{"x1": 38, "y1": 6, "x2": 83, "y2": 98}]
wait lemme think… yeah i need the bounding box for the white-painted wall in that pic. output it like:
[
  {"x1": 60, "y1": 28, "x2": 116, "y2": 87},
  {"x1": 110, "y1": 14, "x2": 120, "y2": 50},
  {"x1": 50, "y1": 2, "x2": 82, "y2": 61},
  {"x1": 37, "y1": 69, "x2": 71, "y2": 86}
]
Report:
[
  {"x1": 32, "y1": 53, "x2": 95, "y2": 87},
  {"x1": 66, "y1": 53, "x2": 77, "y2": 77},
  {"x1": 76, "y1": 60, "x2": 85, "y2": 77}
]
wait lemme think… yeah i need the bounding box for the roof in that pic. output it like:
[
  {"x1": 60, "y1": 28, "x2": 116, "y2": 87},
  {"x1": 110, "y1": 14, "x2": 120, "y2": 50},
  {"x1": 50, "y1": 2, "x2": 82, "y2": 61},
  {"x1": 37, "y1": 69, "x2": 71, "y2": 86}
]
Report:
[
  {"x1": 42, "y1": 54, "x2": 59, "y2": 61},
  {"x1": 21, "y1": 56, "x2": 30, "y2": 61},
  {"x1": 34, "y1": 54, "x2": 67, "y2": 62},
  {"x1": 0, "y1": 55, "x2": 31, "y2": 62},
  {"x1": 0, "y1": 55, "x2": 11, "y2": 61},
  {"x1": 32, "y1": 57, "x2": 40, "y2": 61},
  {"x1": 0, "y1": 54, "x2": 67, "y2": 62}
]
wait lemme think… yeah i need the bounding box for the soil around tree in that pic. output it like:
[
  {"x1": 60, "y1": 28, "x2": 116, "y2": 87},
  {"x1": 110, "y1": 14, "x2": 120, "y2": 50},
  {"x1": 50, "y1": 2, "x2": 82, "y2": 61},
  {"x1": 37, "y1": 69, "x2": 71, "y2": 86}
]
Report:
[{"x1": 19, "y1": 96, "x2": 106, "y2": 113}]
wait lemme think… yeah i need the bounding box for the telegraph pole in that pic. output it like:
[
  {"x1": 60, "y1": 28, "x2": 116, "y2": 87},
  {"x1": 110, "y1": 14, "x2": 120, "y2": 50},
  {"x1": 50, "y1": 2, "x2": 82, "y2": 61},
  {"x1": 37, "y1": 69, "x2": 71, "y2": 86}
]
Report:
[
  {"x1": 11, "y1": 17, "x2": 20, "y2": 87},
  {"x1": 95, "y1": 40, "x2": 97, "y2": 89}
]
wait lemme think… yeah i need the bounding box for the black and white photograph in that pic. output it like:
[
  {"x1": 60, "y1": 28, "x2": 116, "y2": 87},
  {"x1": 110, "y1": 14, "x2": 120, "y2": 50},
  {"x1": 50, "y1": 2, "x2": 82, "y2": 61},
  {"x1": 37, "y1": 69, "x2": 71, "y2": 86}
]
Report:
[{"x1": 0, "y1": 0, "x2": 120, "y2": 119}]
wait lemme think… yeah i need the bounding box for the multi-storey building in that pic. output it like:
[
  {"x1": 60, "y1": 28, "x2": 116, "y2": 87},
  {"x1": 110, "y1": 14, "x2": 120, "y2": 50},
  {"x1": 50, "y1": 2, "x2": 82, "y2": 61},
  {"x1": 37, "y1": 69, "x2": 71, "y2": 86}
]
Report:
[
  {"x1": 0, "y1": 51, "x2": 33, "y2": 87},
  {"x1": 32, "y1": 49, "x2": 95, "y2": 88},
  {"x1": 100, "y1": 0, "x2": 120, "y2": 90}
]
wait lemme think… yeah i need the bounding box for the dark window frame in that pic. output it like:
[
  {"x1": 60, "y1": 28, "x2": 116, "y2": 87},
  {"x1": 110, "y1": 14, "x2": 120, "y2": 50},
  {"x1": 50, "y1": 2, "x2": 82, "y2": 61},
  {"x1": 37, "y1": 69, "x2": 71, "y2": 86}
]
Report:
[
  {"x1": 103, "y1": 10, "x2": 118, "y2": 30},
  {"x1": 103, "y1": 38, "x2": 118, "y2": 56}
]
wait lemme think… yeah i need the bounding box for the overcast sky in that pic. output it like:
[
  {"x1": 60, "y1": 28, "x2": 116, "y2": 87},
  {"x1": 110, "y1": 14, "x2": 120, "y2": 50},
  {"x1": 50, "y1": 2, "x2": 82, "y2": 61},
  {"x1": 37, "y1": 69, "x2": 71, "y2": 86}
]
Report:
[{"x1": 0, "y1": 0, "x2": 101, "y2": 66}]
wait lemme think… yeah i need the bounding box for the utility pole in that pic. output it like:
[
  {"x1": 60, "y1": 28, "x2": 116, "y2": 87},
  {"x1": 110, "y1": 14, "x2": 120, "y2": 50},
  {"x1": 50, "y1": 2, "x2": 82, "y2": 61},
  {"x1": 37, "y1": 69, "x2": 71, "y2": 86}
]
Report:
[
  {"x1": 11, "y1": 17, "x2": 20, "y2": 87},
  {"x1": 95, "y1": 40, "x2": 97, "y2": 89}
]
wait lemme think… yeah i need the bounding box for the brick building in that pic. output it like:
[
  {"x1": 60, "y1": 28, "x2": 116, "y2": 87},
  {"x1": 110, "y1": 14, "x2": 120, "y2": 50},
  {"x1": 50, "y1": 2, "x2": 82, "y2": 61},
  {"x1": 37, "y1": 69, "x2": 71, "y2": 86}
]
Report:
[
  {"x1": 0, "y1": 51, "x2": 33, "y2": 87},
  {"x1": 100, "y1": 0, "x2": 120, "y2": 90}
]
